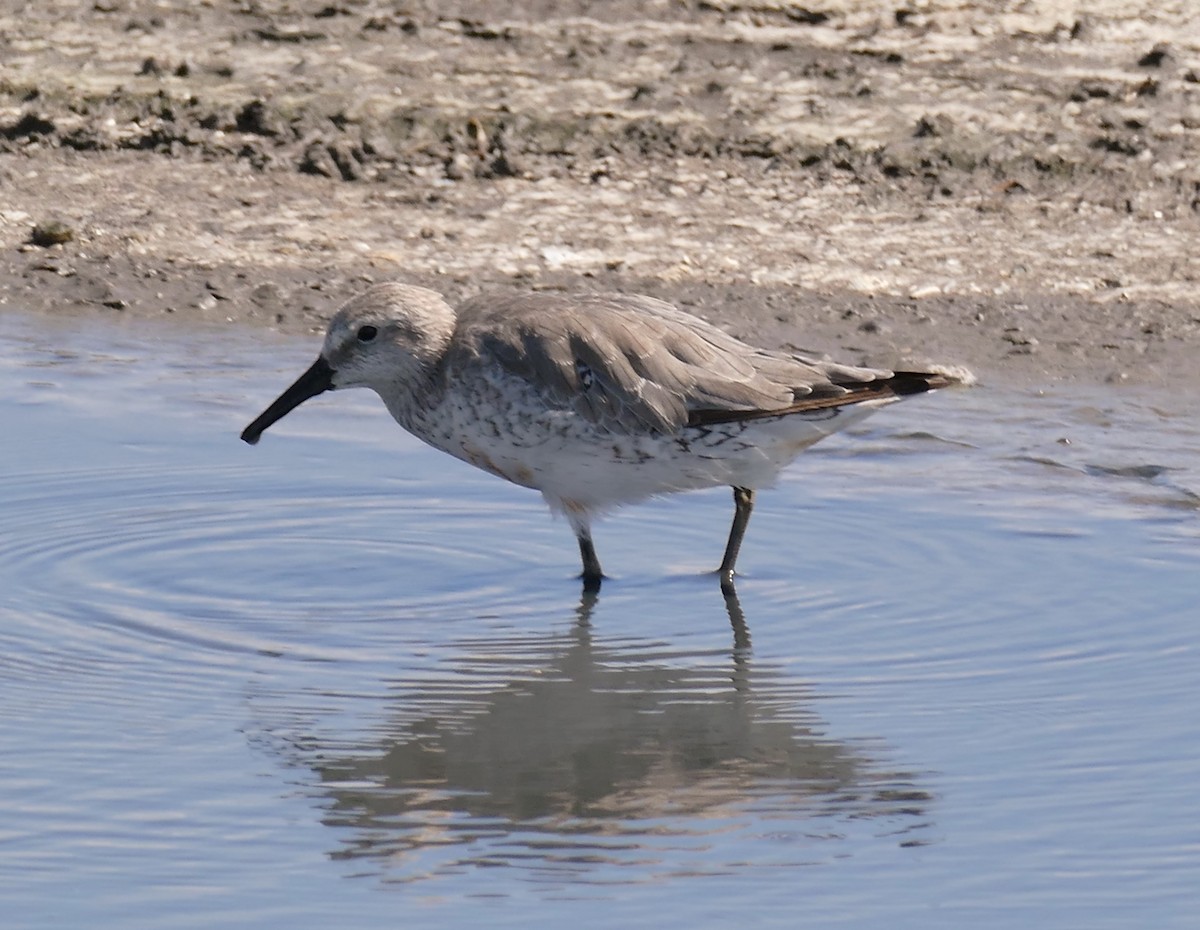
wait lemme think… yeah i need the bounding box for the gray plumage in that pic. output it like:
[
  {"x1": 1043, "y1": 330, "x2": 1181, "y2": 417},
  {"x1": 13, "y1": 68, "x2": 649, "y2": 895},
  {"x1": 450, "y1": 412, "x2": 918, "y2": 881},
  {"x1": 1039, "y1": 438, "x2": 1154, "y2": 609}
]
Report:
[{"x1": 445, "y1": 291, "x2": 889, "y2": 435}]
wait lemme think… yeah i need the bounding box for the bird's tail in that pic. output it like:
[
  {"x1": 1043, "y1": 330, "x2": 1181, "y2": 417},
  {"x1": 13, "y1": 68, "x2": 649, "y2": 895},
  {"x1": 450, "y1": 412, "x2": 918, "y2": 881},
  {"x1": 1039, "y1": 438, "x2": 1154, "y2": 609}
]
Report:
[{"x1": 889, "y1": 364, "x2": 977, "y2": 395}]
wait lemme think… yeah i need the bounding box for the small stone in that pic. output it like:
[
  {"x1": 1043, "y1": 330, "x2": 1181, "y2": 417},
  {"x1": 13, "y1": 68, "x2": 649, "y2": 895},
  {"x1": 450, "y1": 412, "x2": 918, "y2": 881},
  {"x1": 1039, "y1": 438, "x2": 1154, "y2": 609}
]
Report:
[
  {"x1": 250, "y1": 282, "x2": 285, "y2": 310},
  {"x1": 299, "y1": 142, "x2": 339, "y2": 178},
  {"x1": 1002, "y1": 329, "x2": 1037, "y2": 347},
  {"x1": 1137, "y1": 45, "x2": 1169, "y2": 68},
  {"x1": 29, "y1": 221, "x2": 74, "y2": 247},
  {"x1": 445, "y1": 153, "x2": 474, "y2": 180}
]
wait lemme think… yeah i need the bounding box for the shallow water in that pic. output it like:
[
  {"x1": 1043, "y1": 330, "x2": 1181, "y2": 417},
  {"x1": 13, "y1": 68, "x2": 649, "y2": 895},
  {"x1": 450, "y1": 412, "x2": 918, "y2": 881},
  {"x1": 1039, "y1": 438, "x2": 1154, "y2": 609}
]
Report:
[{"x1": 1, "y1": 311, "x2": 1197, "y2": 929}]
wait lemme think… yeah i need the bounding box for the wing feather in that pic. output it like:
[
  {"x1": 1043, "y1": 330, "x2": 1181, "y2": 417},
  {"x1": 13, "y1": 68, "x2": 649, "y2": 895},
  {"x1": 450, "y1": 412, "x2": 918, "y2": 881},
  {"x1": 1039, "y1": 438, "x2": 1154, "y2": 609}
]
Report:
[{"x1": 441, "y1": 292, "x2": 926, "y2": 435}]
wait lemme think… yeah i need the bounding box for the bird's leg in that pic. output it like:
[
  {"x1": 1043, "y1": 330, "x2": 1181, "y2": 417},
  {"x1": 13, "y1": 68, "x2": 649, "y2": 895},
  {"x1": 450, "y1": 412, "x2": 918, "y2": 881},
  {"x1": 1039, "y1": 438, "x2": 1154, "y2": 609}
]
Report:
[
  {"x1": 566, "y1": 508, "x2": 604, "y2": 591},
  {"x1": 577, "y1": 531, "x2": 604, "y2": 592},
  {"x1": 718, "y1": 486, "x2": 755, "y2": 594}
]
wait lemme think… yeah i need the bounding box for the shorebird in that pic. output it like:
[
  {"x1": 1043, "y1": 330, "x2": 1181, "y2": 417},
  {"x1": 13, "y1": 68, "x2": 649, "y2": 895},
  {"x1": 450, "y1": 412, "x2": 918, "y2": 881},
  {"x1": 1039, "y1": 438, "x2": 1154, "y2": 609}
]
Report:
[{"x1": 242, "y1": 283, "x2": 969, "y2": 592}]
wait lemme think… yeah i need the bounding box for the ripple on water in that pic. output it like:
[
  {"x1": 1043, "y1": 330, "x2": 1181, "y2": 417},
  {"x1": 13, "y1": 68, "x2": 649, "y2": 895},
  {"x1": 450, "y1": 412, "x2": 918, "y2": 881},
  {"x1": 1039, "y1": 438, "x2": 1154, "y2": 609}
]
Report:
[{"x1": 0, "y1": 459, "x2": 581, "y2": 668}]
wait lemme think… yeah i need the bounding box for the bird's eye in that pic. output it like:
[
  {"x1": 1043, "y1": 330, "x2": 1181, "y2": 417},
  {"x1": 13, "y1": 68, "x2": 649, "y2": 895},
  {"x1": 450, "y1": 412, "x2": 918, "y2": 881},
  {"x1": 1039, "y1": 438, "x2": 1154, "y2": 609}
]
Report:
[{"x1": 356, "y1": 325, "x2": 378, "y2": 343}]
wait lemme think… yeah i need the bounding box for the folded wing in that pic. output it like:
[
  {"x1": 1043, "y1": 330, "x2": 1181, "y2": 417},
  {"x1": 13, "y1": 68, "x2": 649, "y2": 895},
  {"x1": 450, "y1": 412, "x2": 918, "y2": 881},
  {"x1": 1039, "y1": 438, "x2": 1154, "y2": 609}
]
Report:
[{"x1": 443, "y1": 292, "x2": 942, "y2": 435}]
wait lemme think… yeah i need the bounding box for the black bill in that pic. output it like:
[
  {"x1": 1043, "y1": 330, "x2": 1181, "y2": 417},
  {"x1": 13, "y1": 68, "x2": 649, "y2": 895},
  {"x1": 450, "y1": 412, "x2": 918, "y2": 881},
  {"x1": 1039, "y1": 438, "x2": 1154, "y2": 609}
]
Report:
[{"x1": 241, "y1": 356, "x2": 335, "y2": 445}]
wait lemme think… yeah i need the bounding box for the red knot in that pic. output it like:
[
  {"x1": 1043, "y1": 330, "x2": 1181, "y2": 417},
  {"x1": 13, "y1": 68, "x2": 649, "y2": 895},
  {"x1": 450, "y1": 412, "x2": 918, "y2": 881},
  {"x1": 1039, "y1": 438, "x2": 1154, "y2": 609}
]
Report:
[{"x1": 242, "y1": 283, "x2": 971, "y2": 593}]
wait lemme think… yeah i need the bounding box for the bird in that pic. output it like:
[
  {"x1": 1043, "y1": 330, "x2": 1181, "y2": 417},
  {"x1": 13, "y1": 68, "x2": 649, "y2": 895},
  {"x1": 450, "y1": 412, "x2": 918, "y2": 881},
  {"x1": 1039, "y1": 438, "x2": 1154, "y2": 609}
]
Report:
[{"x1": 241, "y1": 283, "x2": 970, "y2": 593}]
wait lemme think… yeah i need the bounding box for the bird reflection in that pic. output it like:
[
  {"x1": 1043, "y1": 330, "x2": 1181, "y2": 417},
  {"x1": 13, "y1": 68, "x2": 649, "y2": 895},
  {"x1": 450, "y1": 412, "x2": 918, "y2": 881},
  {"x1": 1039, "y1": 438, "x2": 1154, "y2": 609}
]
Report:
[
  {"x1": 582, "y1": 584, "x2": 749, "y2": 651},
  {"x1": 723, "y1": 587, "x2": 752, "y2": 653},
  {"x1": 269, "y1": 591, "x2": 933, "y2": 876}
]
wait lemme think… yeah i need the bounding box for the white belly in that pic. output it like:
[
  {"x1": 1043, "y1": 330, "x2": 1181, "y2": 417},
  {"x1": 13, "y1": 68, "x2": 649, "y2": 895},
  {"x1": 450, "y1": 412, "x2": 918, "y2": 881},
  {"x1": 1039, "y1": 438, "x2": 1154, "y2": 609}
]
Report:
[{"x1": 410, "y1": 390, "x2": 892, "y2": 510}]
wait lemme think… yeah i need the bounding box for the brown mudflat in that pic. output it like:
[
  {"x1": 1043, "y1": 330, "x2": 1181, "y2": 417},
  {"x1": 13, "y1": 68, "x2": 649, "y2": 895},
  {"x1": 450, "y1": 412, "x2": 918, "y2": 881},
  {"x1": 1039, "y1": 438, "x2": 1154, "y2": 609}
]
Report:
[{"x1": 1, "y1": 2, "x2": 1196, "y2": 390}]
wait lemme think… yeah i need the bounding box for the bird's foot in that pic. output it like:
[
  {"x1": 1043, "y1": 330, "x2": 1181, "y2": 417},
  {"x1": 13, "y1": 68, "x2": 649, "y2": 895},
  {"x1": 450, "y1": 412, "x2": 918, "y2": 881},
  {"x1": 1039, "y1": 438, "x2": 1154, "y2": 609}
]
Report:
[
  {"x1": 712, "y1": 564, "x2": 740, "y2": 595},
  {"x1": 580, "y1": 571, "x2": 605, "y2": 593}
]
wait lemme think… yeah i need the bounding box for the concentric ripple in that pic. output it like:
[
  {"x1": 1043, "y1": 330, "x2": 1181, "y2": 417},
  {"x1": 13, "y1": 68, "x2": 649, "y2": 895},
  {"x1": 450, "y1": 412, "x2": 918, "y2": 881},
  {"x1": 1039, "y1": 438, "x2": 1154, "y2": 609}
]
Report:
[{"x1": 0, "y1": 459, "x2": 575, "y2": 662}]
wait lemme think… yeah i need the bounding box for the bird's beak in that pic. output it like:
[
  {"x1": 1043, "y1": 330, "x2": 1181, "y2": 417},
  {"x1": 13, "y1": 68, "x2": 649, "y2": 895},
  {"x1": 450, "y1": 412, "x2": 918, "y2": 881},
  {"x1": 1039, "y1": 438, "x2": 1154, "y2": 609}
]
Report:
[{"x1": 241, "y1": 356, "x2": 335, "y2": 445}]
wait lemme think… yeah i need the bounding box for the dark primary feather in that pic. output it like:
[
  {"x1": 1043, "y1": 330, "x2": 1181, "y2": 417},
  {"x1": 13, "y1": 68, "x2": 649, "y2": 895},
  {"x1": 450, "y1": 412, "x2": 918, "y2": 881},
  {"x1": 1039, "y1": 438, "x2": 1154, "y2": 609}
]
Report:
[
  {"x1": 687, "y1": 370, "x2": 954, "y2": 426},
  {"x1": 442, "y1": 292, "x2": 924, "y2": 435}
]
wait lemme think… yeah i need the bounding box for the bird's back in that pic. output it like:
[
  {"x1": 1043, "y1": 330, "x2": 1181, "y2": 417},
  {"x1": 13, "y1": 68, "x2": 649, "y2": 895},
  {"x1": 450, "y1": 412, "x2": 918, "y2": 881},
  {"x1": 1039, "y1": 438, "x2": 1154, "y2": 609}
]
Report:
[{"x1": 439, "y1": 291, "x2": 920, "y2": 437}]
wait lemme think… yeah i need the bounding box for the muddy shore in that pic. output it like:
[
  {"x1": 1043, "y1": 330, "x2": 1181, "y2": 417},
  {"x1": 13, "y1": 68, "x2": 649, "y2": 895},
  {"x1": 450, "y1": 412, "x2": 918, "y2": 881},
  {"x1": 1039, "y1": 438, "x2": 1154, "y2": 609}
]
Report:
[{"x1": 2, "y1": 1, "x2": 1198, "y2": 388}]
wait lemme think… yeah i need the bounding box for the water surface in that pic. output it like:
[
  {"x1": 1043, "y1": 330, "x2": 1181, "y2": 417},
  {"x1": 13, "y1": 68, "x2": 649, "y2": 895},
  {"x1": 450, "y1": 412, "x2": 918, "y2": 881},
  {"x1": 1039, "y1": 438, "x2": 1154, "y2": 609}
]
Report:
[{"x1": 1, "y1": 311, "x2": 1197, "y2": 929}]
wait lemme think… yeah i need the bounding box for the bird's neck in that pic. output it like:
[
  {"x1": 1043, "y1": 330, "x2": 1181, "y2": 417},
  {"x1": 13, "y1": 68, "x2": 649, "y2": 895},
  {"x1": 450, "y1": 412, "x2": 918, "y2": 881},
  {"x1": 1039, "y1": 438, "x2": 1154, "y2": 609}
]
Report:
[
  {"x1": 375, "y1": 364, "x2": 447, "y2": 437},
  {"x1": 374, "y1": 313, "x2": 457, "y2": 433}
]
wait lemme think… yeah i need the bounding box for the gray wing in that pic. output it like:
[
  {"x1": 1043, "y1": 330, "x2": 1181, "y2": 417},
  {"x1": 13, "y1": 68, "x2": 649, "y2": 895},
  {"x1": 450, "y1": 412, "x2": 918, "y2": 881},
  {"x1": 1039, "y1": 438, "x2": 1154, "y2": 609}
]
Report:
[{"x1": 442, "y1": 292, "x2": 893, "y2": 435}]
